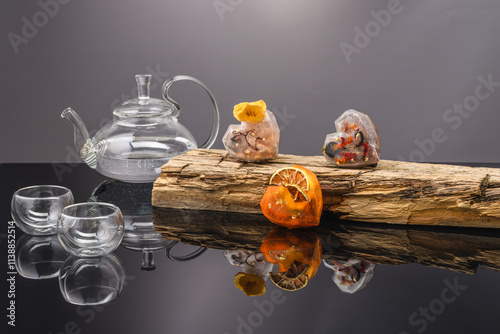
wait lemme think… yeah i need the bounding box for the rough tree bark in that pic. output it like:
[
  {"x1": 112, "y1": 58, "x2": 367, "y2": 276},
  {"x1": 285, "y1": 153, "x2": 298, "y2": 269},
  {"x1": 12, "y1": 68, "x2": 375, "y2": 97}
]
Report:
[{"x1": 152, "y1": 149, "x2": 500, "y2": 228}]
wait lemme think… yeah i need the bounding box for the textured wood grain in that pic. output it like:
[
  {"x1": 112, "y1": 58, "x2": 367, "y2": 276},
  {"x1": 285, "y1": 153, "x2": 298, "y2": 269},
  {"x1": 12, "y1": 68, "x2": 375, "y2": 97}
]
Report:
[
  {"x1": 153, "y1": 208, "x2": 500, "y2": 274},
  {"x1": 152, "y1": 149, "x2": 500, "y2": 228}
]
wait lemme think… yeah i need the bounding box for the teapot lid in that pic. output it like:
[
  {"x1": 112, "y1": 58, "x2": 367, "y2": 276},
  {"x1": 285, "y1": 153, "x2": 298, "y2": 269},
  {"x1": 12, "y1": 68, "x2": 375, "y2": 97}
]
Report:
[{"x1": 113, "y1": 74, "x2": 175, "y2": 118}]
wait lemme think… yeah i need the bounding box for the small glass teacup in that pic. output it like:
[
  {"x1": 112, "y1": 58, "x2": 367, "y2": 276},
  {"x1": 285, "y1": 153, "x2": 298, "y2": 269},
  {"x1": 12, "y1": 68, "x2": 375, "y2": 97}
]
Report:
[
  {"x1": 58, "y1": 203, "x2": 124, "y2": 257},
  {"x1": 11, "y1": 185, "x2": 74, "y2": 235}
]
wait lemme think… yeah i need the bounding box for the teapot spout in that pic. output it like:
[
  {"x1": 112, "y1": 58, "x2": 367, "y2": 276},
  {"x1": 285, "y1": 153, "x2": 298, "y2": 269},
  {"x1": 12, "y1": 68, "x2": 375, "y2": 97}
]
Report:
[{"x1": 61, "y1": 108, "x2": 104, "y2": 169}]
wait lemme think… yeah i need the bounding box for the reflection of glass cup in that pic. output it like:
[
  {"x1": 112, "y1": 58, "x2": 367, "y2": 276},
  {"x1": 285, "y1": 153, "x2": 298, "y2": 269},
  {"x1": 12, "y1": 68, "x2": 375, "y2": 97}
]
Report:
[
  {"x1": 58, "y1": 203, "x2": 124, "y2": 257},
  {"x1": 11, "y1": 185, "x2": 74, "y2": 235},
  {"x1": 58, "y1": 254, "x2": 125, "y2": 305},
  {"x1": 15, "y1": 234, "x2": 69, "y2": 279}
]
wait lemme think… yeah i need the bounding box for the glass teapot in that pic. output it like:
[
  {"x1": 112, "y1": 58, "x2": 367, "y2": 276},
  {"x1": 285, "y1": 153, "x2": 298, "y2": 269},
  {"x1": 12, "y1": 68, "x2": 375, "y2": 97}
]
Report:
[{"x1": 62, "y1": 74, "x2": 220, "y2": 182}]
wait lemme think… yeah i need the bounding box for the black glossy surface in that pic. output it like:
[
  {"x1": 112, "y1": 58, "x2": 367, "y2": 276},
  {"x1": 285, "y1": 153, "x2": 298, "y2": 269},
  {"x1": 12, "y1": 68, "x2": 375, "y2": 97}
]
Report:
[{"x1": 2, "y1": 163, "x2": 500, "y2": 334}]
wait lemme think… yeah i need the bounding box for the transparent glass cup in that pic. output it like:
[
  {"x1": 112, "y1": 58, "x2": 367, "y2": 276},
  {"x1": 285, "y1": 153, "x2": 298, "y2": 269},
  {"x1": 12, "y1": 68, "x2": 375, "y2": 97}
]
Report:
[
  {"x1": 11, "y1": 185, "x2": 74, "y2": 235},
  {"x1": 58, "y1": 254, "x2": 125, "y2": 305},
  {"x1": 58, "y1": 203, "x2": 124, "y2": 257}
]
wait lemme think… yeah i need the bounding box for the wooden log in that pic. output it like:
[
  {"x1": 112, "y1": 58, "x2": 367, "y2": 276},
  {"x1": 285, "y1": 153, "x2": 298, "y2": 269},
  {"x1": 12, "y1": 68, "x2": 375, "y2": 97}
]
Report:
[
  {"x1": 152, "y1": 149, "x2": 500, "y2": 228},
  {"x1": 152, "y1": 208, "x2": 500, "y2": 274}
]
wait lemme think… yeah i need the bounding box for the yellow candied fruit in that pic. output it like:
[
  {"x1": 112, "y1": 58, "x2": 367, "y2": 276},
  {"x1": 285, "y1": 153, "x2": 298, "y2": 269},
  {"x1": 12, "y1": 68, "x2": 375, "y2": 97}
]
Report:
[
  {"x1": 234, "y1": 272, "x2": 266, "y2": 297},
  {"x1": 233, "y1": 100, "x2": 267, "y2": 123}
]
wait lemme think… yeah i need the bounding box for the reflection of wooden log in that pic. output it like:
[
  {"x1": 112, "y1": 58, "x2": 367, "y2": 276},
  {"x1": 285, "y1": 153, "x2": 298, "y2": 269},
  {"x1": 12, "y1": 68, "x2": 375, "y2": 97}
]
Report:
[
  {"x1": 153, "y1": 208, "x2": 500, "y2": 274},
  {"x1": 152, "y1": 149, "x2": 500, "y2": 228},
  {"x1": 328, "y1": 224, "x2": 500, "y2": 274},
  {"x1": 153, "y1": 208, "x2": 274, "y2": 252}
]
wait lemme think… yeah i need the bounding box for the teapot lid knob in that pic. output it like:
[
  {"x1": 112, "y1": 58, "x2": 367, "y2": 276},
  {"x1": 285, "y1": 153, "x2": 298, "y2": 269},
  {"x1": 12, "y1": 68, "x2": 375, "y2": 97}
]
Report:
[{"x1": 135, "y1": 74, "x2": 152, "y2": 100}]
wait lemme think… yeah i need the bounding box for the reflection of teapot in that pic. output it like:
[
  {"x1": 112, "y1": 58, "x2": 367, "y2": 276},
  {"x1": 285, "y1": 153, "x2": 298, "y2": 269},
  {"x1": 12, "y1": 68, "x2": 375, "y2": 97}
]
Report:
[
  {"x1": 90, "y1": 179, "x2": 205, "y2": 270},
  {"x1": 62, "y1": 74, "x2": 220, "y2": 182},
  {"x1": 121, "y1": 214, "x2": 174, "y2": 271},
  {"x1": 121, "y1": 215, "x2": 206, "y2": 270}
]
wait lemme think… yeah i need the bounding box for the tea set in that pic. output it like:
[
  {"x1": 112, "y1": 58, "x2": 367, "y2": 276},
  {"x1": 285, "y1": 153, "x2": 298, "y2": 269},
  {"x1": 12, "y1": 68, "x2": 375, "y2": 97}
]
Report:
[{"x1": 10, "y1": 71, "x2": 381, "y2": 301}]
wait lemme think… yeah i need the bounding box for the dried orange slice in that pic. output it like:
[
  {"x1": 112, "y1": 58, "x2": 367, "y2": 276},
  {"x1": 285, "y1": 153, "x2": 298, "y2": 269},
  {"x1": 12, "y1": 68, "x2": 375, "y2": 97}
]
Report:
[
  {"x1": 270, "y1": 166, "x2": 310, "y2": 202},
  {"x1": 234, "y1": 272, "x2": 266, "y2": 297},
  {"x1": 284, "y1": 184, "x2": 310, "y2": 202},
  {"x1": 260, "y1": 165, "x2": 323, "y2": 228},
  {"x1": 233, "y1": 100, "x2": 267, "y2": 123},
  {"x1": 270, "y1": 166, "x2": 309, "y2": 191},
  {"x1": 269, "y1": 262, "x2": 310, "y2": 291}
]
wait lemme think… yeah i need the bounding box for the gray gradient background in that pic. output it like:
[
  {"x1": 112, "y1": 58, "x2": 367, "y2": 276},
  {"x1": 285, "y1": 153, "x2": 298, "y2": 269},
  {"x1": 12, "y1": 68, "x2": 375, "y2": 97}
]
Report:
[{"x1": 2, "y1": 0, "x2": 500, "y2": 163}]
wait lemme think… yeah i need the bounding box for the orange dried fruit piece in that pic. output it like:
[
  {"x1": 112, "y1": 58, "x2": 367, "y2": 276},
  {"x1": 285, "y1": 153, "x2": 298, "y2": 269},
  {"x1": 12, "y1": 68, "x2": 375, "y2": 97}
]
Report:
[
  {"x1": 233, "y1": 100, "x2": 267, "y2": 123},
  {"x1": 234, "y1": 272, "x2": 266, "y2": 297},
  {"x1": 260, "y1": 227, "x2": 322, "y2": 292},
  {"x1": 260, "y1": 165, "x2": 323, "y2": 228}
]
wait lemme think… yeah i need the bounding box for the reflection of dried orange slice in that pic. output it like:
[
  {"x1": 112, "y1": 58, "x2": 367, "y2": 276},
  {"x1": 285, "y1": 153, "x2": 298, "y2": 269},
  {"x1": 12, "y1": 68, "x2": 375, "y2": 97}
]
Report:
[
  {"x1": 260, "y1": 165, "x2": 322, "y2": 228},
  {"x1": 269, "y1": 261, "x2": 310, "y2": 291},
  {"x1": 270, "y1": 273, "x2": 308, "y2": 291},
  {"x1": 234, "y1": 272, "x2": 266, "y2": 297}
]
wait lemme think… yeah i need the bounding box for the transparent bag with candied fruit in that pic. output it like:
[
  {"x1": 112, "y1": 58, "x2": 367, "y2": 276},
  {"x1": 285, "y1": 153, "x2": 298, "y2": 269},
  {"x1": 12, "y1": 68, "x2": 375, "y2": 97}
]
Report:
[
  {"x1": 323, "y1": 109, "x2": 380, "y2": 168},
  {"x1": 222, "y1": 100, "x2": 280, "y2": 162}
]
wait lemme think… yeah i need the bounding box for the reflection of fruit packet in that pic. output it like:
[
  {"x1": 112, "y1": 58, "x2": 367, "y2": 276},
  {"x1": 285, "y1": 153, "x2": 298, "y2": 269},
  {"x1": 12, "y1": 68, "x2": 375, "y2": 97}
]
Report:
[
  {"x1": 223, "y1": 249, "x2": 273, "y2": 280},
  {"x1": 224, "y1": 249, "x2": 273, "y2": 297},
  {"x1": 323, "y1": 258, "x2": 376, "y2": 294}
]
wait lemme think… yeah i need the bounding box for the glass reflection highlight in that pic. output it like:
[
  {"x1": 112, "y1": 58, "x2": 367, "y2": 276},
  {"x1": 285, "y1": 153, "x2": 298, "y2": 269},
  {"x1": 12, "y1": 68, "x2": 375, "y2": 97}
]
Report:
[
  {"x1": 15, "y1": 234, "x2": 68, "y2": 279},
  {"x1": 58, "y1": 253, "x2": 125, "y2": 305}
]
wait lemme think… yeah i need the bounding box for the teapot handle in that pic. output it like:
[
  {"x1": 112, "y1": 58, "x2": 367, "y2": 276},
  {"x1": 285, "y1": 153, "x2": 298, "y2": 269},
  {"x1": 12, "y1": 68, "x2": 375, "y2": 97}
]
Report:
[
  {"x1": 165, "y1": 241, "x2": 207, "y2": 262},
  {"x1": 162, "y1": 75, "x2": 220, "y2": 149}
]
